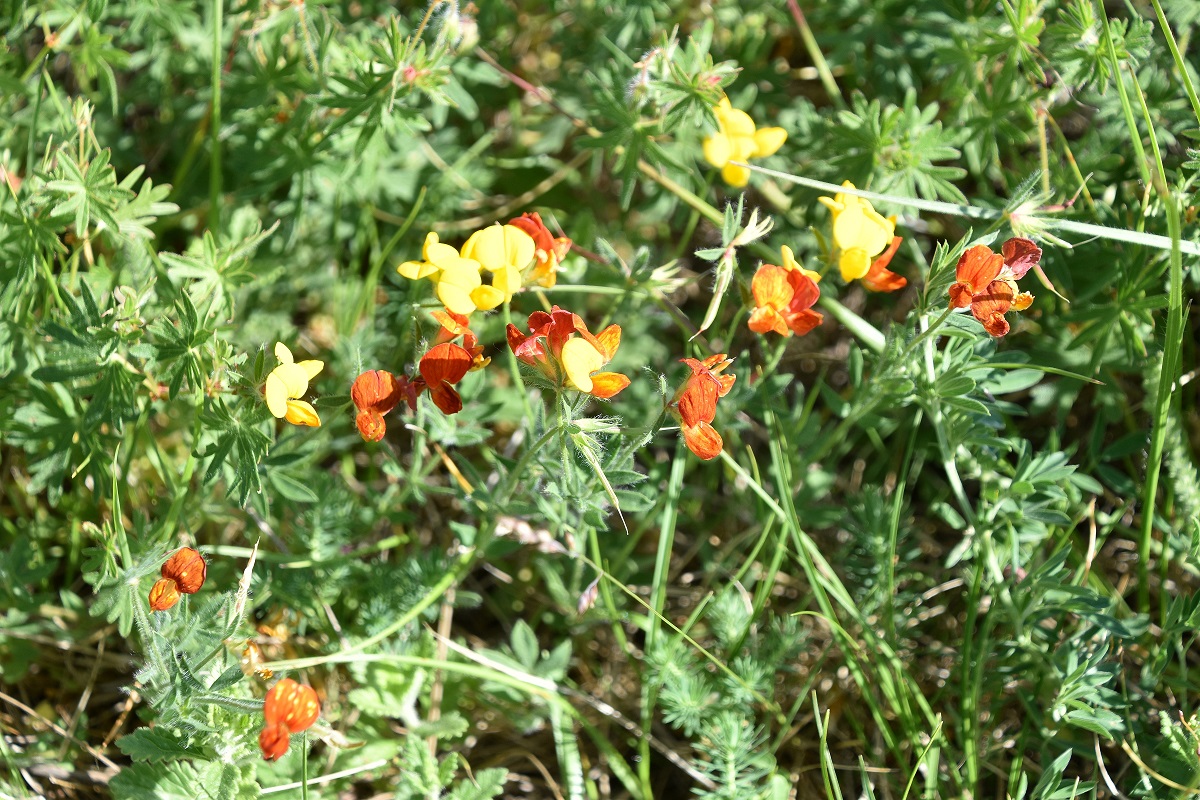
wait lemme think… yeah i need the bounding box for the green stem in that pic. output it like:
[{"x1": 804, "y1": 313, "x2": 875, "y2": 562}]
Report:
[{"x1": 209, "y1": 0, "x2": 223, "y2": 238}]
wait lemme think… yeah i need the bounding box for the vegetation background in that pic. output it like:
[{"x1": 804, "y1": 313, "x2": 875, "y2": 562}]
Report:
[{"x1": 2, "y1": 0, "x2": 1200, "y2": 798}]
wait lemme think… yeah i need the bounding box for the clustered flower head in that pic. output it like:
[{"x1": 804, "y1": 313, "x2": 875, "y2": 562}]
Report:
[
  {"x1": 507, "y1": 307, "x2": 630, "y2": 398},
  {"x1": 148, "y1": 547, "x2": 207, "y2": 612},
  {"x1": 948, "y1": 237, "x2": 1038, "y2": 337},
  {"x1": 672, "y1": 354, "x2": 736, "y2": 460},
  {"x1": 398, "y1": 215, "x2": 573, "y2": 314},
  {"x1": 702, "y1": 96, "x2": 787, "y2": 187},
  {"x1": 748, "y1": 245, "x2": 823, "y2": 337},
  {"x1": 819, "y1": 181, "x2": 900, "y2": 284},
  {"x1": 266, "y1": 343, "x2": 324, "y2": 427},
  {"x1": 259, "y1": 678, "x2": 320, "y2": 761}
]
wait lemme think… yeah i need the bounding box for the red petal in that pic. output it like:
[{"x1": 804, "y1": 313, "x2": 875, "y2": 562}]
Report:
[
  {"x1": 356, "y1": 410, "x2": 387, "y2": 442},
  {"x1": 954, "y1": 245, "x2": 1003, "y2": 294},
  {"x1": 1001, "y1": 237, "x2": 1041, "y2": 279},
  {"x1": 429, "y1": 383, "x2": 464, "y2": 414},
  {"x1": 682, "y1": 421, "x2": 724, "y2": 460},
  {"x1": 677, "y1": 374, "x2": 718, "y2": 427},
  {"x1": 419, "y1": 343, "x2": 472, "y2": 386},
  {"x1": 784, "y1": 309, "x2": 823, "y2": 337}
]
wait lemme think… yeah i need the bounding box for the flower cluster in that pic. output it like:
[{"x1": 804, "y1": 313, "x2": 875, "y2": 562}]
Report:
[
  {"x1": 702, "y1": 97, "x2": 787, "y2": 187},
  {"x1": 819, "y1": 181, "x2": 904, "y2": 288},
  {"x1": 949, "y1": 238, "x2": 1038, "y2": 337},
  {"x1": 398, "y1": 214, "x2": 572, "y2": 315},
  {"x1": 148, "y1": 547, "x2": 207, "y2": 612},
  {"x1": 671, "y1": 355, "x2": 736, "y2": 460},
  {"x1": 507, "y1": 307, "x2": 630, "y2": 399},
  {"x1": 259, "y1": 678, "x2": 320, "y2": 761}
]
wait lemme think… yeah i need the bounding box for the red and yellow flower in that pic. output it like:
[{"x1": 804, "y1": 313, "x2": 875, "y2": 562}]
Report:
[
  {"x1": 149, "y1": 547, "x2": 207, "y2": 612},
  {"x1": 860, "y1": 236, "x2": 907, "y2": 293},
  {"x1": 351, "y1": 370, "x2": 413, "y2": 442},
  {"x1": 259, "y1": 678, "x2": 320, "y2": 761},
  {"x1": 265, "y1": 343, "x2": 324, "y2": 427},
  {"x1": 818, "y1": 181, "x2": 898, "y2": 283},
  {"x1": 948, "y1": 239, "x2": 1037, "y2": 337},
  {"x1": 506, "y1": 307, "x2": 630, "y2": 398},
  {"x1": 672, "y1": 354, "x2": 736, "y2": 460},
  {"x1": 748, "y1": 247, "x2": 823, "y2": 337}
]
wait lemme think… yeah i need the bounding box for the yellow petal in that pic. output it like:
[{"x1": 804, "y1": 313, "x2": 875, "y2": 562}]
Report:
[
  {"x1": 839, "y1": 248, "x2": 872, "y2": 282},
  {"x1": 461, "y1": 225, "x2": 504, "y2": 271},
  {"x1": 297, "y1": 359, "x2": 324, "y2": 380},
  {"x1": 818, "y1": 196, "x2": 844, "y2": 215},
  {"x1": 274, "y1": 362, "x2": 310, "y2": 399},
  {"x1": 265, "y1": 370, "x2": 288, "y2": 418},
  {"x1": 274, "y1": 342, "x2": 293, "y2": 365},
  {"x1": 284, "y1": 400, "x2": 321, "y2": 427},
  {"x1": 470, "y1": 284, "x2": 506, "y2": 311},
  {"x1": 703, "y1": 133, "x2": 732, "y2": 169},
  {"x1": 721, "y1": 163, "x2": 751, "y2": 187},
  {"x1": 561, "y1": 338, "x2": 605, "y2": 393},
  {"x1": 398, "y1": 259, "x2": 438, "y2": 280},
  {"x1": 752, "y1": 127, "x2": 787, "y2": 158},
  {"x1": 722, "y1": 107, "x2": 756, "y2": 138},
  {"x1": 438, "y1": 282, "x2": 478, "y2": 315},
  {"x1": 831, "y1": 204, "x2": 892, "y2": 258}
]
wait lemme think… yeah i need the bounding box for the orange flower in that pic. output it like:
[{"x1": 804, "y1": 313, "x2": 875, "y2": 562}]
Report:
[
  {"x1": 860, "y1": 236, "x2": 907, "y2": 293},
  {"x1": 419, "y1": 343, "x2": 473, "y2": 414},
  {"x1": 948, "y1": 240, "x2": 1035, "y2": 337},
  {"x1": 351, "y1": 370, "x2": 411, "y2": 442},
  {"x1": 748, "y1": 265, "x2": 822, "y2": 337},
  {"x1": 506, "y1": 307, "x2": 630, "y2": 399},
  {"x1": 430, "y1": 309, "x2": 490, "y2": 371},
  {"x1": 259, "y1": 678, "x2": 320, "y2": 761},
  {"x1": 508, "y1": 212, "x2": 572, "y2": 288},
  {"x1": 672, "y1": 355, "x2": 736, "y2": 460},
  {"x1": 149, "y1": 547, "x2": 206, "y2": 612}
]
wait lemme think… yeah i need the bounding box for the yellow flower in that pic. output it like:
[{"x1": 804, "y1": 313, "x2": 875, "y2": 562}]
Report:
[
  {"x1": 818, "y1": 181, "x2": 896, "y2": 282},
  {"x1": 460, "y1": 223, "x2": 535, "y2": 310},
  {"x1": 701, "y1": 97, "x2": 787, "y2": 187},
  {"x1": 265, "y1": 342, "x2": 324, "y2": 427},
  {"x1": 398, "y1": 232, "x2": 485, "y2": 316}
]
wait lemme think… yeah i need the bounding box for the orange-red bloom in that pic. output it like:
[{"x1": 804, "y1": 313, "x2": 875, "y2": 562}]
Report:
[
  {"x1": 508, "y1": 212, "x2": 572, "y2": 288},
  {"x1": 259, "y1": 678, "x2": 320, "y2": 761},
  {"x1": 351, "y1": 369, "x2": 412, "y2": 442},
  {"x1": 506, "y1": 307, "x2": 630, "y2": 398},
  {"x1": 672, "y1": 355, "x2": 736, "y2": 460},
  {"x1": 419, "y1": 343, "x2": 473, "y2": 414},
  {"x1": 748, "y1": 265, "x2": 822, "y2": 337},
  {"x1": 149, "y1": 547, "x2": 206, "y2": 612},
  {"x1": 860, "y1": 236, "x2": 907, "y2": 293},
  {"x1": 948, "y1": 240, "x2": 1035, "y2": 337}
]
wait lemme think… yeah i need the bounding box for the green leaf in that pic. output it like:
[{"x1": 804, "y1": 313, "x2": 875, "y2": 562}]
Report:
[{"x1": 116, "y1": 727, "x2": 200, "y2": 762}]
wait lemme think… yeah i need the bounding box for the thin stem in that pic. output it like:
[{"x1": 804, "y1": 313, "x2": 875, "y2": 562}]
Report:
[
  {"x1": 209, "y1": 0, "x2": 223, "y2": 238},
  {"x1": 785, "y1": 0, "x2": 846, "y2": 110}
]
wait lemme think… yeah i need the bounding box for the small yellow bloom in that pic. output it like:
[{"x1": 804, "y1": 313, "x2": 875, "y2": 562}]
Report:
[
  {"x1": 265, "y1": 342, "x2": 324, "y2": 427},
  {"x1": 398, "y1": 232, "x2": 485, "y2": 316},
  {"x1": 818, "y1": 182, "x2": 896, "y2": 282},
  {"x1": 702, "y1": 97, "x2": 787, "y2": 188},
  {"x1": 460, "y1": 224, "x2": 535, "y2": 310}
]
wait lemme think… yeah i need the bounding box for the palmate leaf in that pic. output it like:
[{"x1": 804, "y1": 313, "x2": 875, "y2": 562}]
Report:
[
  {"x1": 200, "y1": 399, "x2": 272, "y2": 507},
  {"x1": 160, "y1": 222, "x2": 279, "y2": 319}
]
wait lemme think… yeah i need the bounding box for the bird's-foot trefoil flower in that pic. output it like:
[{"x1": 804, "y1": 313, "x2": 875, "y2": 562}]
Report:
[
  {"x1": 860, "y1": 236, "x2": 907, "y2": 293},
  {"x1": 672, "y1": 355, "x2": 736, "y2": 460},
  {"x1": 948, "y1": 239, "x2": 1037, "y2": 337},
  {"x1": 460, "y1": 223, "x2": 536, "y2": 309},
  {"x1": 748, "y1": 247, "x2": 823, "y2": 337},
  {"x1": 506, "y1": 307, "x2": 630, "y2": 398},
  {"x1": 818, "y1": 181, "x2": 897, "y2": 282},
  {"x1": 701, "y1": 97, "x2": 787, "y2": 187},
  {"x1": 419, "y1": 343, "x2": 473, "y2": 414},
  {"x1": 259, "y1": 678, "x2": 320, "y2": 761},
  {"x1": 149, "y1": 546, "x2": 206, "y2": 612},
  {"x1": 351, "y1": 369, "x2": 414, "y2": 442},
  {"x1": 398, "y1": 232, "x2": 489, "y2": 316},
  {"x1": 266, "y1": 343, "x2": 324, "y2": 427},
  {"x1": 508, "y1": 212, "x2": 572, "y2": 288}
]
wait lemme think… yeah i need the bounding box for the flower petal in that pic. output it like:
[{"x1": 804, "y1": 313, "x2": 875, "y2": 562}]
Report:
[
  {"x1": 284, "y1": 400, "x2": 321, "y2": 427},
  {"x1": 274, "y1": 342, "x2": 293, "y2": 365},
  {"x1": 954, "y1": 245, "x2": 1003, "y2": 292},
  {"x1": 682, "y1": 421, "x2": 724, "y2": 460},
  {"x1": 1001, "y1": 237, "x2": 1041, "y2": 280},
  {"x1": 703, "y1": 133, "x2": 732, "y2": 169},
  {"x1": 356, "y1": 410, "x2": 387, "y2": 442},
  {"x1": 752, "y1": 126, "x2": 787, "y2": 158},
  {"x1": 748, "y1": 306, "x2": 788, "y2": 335},
  {"x1": 420, "y1": 343, "x2": 472, "y2": 386},
  {"x1": 296, "y1": 359, "x2": 324, "y2": 380},
  {"x1": 470, "y1": 284, "x2": 506, "y2": 311},
  {"x1": 752, "y1": 264, "x2": 793, "y2": 310},
  {"x1": 562, "y1": 338, "x2": 605, "y2": 393},
  {"x1": 588, "y1": 372, "x2": 630, "y2": 399},
  {"x1": 274, "y1": 362, "x2": 311, "y2": 399},
  {"x1": 265, "y1": 370, "x2": 289, "y2": 418},
  {"x1": 593, "y1": 324, "x2": 621, "y2": 361},
  {"x1": 677, "y1": 373, "x2": 718, "y2": 428},
  {"x1": 720, "y1": 163, "x2": 751, "y2": 188},
  {"x1": 839, "y1": 248, "x2": 872, "y2": 282}
]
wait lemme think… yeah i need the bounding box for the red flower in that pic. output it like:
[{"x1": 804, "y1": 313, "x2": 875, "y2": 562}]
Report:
[
  {"x1": 506, "y1": 307, "x2": 629, "y2": 398},
  {"x1": 948, "y1": 241, "x2": 1035, "y2": 337},
  {"x1": 747, "y1": 265, "x2": 822, "y2": 337},
  {"x1": 351, "y1": 370, "x2": 410, "y2": 442},
  {"x1": 259, "y1": 678, "x2": 320, "y2": 761},
  {"x1": 860, "y1": 236, "x2": 907, "y2": 293},
  {"x1": 149, "y1": 547, "x2": 206, "y2": 612},
  {"x1": 419, "y1": 343, "x2": 473, "y2": 414},
  {"x1": 672, "y1": 355, "x2": 736, "y2": 460}
]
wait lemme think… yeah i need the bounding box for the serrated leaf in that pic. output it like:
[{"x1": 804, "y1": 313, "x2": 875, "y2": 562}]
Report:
[{"x1": 116, "y1": 727, "x2": 199, "y2": 762}]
